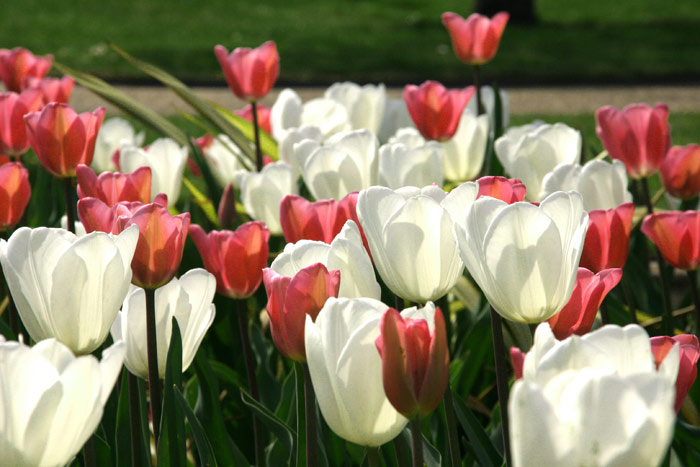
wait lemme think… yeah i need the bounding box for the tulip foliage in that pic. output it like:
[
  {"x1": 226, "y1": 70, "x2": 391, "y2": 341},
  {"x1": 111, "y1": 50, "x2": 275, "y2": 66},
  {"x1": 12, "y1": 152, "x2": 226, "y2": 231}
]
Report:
[{"x1": 1, "y1": 17, "x2": 700, "y2": 467}]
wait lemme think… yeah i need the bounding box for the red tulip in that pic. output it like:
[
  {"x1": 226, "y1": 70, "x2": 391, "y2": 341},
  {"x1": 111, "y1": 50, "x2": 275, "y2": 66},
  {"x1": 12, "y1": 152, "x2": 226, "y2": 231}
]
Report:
[
  {"x1": 641, "y1": 211, "x2": 700, "y2": 270},
  {"x1": 580, "y1": 202, "x2": 634, "y2": 272},
  {"x1": 596, "y1": 103, "x2": 670, "y2": 179},
  {"x1": 76, "y1": 164, "x2": 151, "y2": 206},
  {"x1": 547, "y1": 268, "x2": 622, "y2": 340},
  {"x1": 441, "y1": 12, "x2": 509, "y2": 65},
  {"x1": 660, "y1": 144, "x2": 700, "y2": 200},
  {"x1": 280, "y1": 193, "x2": 360, "y2": 244},
  {"x1": 0, "y1": 47, "x2": 52, "y2": 93},
  {"x1": 0, "y1": 161, "x2": 31, "y2": 231},
  {"x1": 235, "y1": 103, "x2": 272, "y2": 134},
  {"x1": 403, "y1": 81, "x2": 474, "y2": 142},
  {"x1": 24, "y1": 103, "x2": 105, "y2": 178},
  {"x1": 263, "y1": 263, "x2": 340, "y2": 362},
  {"x1": 214, "y1": 41, "x2": 279, "y2": 102},
  {"x1": 650, "y1": 334, "x2": 699, "y2": 412},
  {"x1": 510, "y1": 347, "x2": 525, "y2": 380},
  {"x1": 189, "y1": 222, "x2": 270, "y2": 299},
  {"x1": 22, "y1": 76, "x2": 75, "y2": 104},
  {"x1": 0, "y1": 89, "x2": 44, "y2": 156},
  {"x1": 375, "y1": 306, "x2": 449, "y2": 418},
  {"x1": 476, "y1": 176, "x2": 526, "y2": 203}
]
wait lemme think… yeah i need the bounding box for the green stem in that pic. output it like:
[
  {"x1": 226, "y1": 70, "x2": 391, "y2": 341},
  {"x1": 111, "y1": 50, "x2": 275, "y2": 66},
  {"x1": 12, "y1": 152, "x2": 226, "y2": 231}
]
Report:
[
  {"x1": 63, "y1": 177, "x2": 76, "y2": 234},
  {"x1": 409, "y1": 418, "x2": 423, "y2": 467},
  {"x1": 251, "y1": 101, "x2": 263, "y2": 172},
  {"x1": 473, "y1": 65, "x2": 484, "y2": 115},
  {"x1": 303, "y1": 364, "x2": 318, "y2": 467},
  {"x1": 687, "y1": 270, "x2": 700, "y2": 338},
  {"x1": 145, "y1": 287, "x2": 162, "y2": 446},
  {"x1": 490, "y1": 307, "x2": 512, "y2": 466},
  {"x1": 82, "y1": 437, "x2": 96, "y2": 467},
  {"x1": 443, "y1": 389, "x2": 461, "y2": 467},
  {"x1": 393, "y1": 438, "x2": 410, "y2": 467},
  {"x1": 366, "y1": 446, "x2": 381, "y2": 467},
  {"x1": 128, "y1": 371, "x2": 144, "y2": 467}
]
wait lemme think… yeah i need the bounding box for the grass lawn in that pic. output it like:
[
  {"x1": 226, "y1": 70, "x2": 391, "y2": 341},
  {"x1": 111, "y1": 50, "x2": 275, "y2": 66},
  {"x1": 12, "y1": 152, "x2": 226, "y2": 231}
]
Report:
[{"x1": 2, "y1": 0, "x2": 700, "y2": 85}]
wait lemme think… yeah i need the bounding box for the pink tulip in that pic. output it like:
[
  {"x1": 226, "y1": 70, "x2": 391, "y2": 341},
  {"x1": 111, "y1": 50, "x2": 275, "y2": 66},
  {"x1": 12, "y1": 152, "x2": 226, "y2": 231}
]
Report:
[
  {"x1": 403, "y1": 81, "x2": 474, "y2": 141},
  {"x1": 596, "y1": 103, "x2": 670, "y2": 179},
  {"x1": 263, "y1": 263, "x2": 340, "y2": 362},
  {"x1": 441, "y1": 12, "x2": 509, "y2": 65},
  {"x1": 376, "y1": 307, "x2": 449, "y2": 418},
  {"x1": 217, "y1": 183, "x2": 237, "y2": 229},
  {"x1": 189, "y1": 222, "x2": 270, "y2": 299},
  {"x1": 76, "y1": 164, "x2": 151, "y2": 206},
  {"x1": 0, "y1": 47, "x2": 52, "y2": 93},
  {"x1": 24, "y1": 103, "x2": 105, "y2": 178},
  {"x1": 642, "y1": 211, "x2": 700, "y2": 270},
  {"x1": 22, "y1": 76, "x2": 75, "y2": 104},
  {"x1": 476, "y1": 176, "x2": 526, "y2": 203},
  {"x1": 214, "y1": 41, "x2": 279, "y2": 101},
  {"x1": 510, "y1": 347, "x2": 525, "y2": 380},
  {"x1": 580, "y1": 202, "x2": 634, "y2": 272},
  {"x1": 280, "y1": 193, "x2": 360, "y2": 244},
  {"x1": 0, "y1": 89, "x2": 44, "y2": 156},
  {"x1": 235, "y1": 103, "x2": 272, "y2": 134},
  {"x1": 0, "y1": 161, "x2": 31, "y2": 231},
  {"x1": 651, "y1": 334, "x2": 699, "y2": 412},
  {"x1": 660, "y1": 144, "x2": 700, "y2": 200}
]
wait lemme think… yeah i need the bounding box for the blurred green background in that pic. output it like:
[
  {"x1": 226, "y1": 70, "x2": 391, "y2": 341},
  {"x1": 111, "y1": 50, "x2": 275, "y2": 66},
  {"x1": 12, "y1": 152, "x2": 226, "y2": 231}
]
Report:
[{"x1": 4, "y1": 0, "x2": 700, "y2": 85}]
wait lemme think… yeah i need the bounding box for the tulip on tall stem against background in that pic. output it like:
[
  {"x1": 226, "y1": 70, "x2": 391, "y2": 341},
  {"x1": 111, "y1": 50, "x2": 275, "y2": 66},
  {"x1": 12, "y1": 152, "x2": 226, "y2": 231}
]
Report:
[
  {"x1": 403, "y1": 81, "x2": 474, "y2": 142},
  {"x1": 0, "y1": 47, "x2": 52, "y2": 92}
]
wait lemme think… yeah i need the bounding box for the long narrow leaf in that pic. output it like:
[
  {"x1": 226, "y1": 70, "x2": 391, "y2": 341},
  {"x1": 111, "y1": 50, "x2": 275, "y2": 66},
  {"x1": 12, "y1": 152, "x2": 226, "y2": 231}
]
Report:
[
  {"x1": 157, "y1": 318, "x2": 186, "y2": 467},
  {"x1": 212, "y1": 103, "x2": 279, "y2": 160},
  {"x1": 174, "y1": 387, "x2": 218, "y2": 467},
  {"x1": 182, "y1": 178, "x2": 219, "y2": 227},
  {"x1": 240, "y1": 388, "x2": 295, "y2": 464},
  {"x1": 451, "y1": 388, "x2": 503, "y2": 467}
]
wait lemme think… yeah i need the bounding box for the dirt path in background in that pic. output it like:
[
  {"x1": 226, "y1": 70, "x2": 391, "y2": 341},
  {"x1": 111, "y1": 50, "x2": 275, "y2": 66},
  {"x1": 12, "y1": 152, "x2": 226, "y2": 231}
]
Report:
[{"x1": 69, "y1": 84, "x2": 700, "y2": 116}]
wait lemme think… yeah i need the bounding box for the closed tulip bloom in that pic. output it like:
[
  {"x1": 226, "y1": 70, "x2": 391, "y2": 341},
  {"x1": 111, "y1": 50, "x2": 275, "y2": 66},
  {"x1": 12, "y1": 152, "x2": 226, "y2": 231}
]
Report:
[
  {"x1": 580, "y1": 202, "x2": 635, "y2": 272},
  {"x1": 510, "y1": 323, "x2": 678, "y2": 467},
  {"x1": 441, "y1": 12, "x2": 509, "y2": 65},
  {"x1": 77, "y1": 194, "x2": 164, "y2": 235},
  {"x1": 238, "y1": 161, "x2": 298, "y2": 235},
  {"x1": 641, "y1": 211, "x2": 700, "y2": 270},
  {"x1": 476, "y1": 175, "x2": 526, "y2": 203},
  {"x1": 198, "y1": 133, "x2": 251, "y2": 189},
  {"x1": 270, "y1": 88, "x2": 351, "y2": 141},
  {"x1": 0, "y1": 89, "x2": 44, "y2": 156},
  {"x1": 235, "y1": 103, "x2": 272, "y2": 134},
  {"x1": 441, "y1": 110, "x2": 489, "y2": 182},
  {"x1": 0, "y1": 162, "x2": 31, "y2": 231},
  {"x1": 0, "y1": 337, "x2": 125, "y2": 467},
  {"x1": 596, "y1": 103, "x2": 670, "y2": 179},
  {"x1": 189, "y1": 221, "x2": 270, "y2": 299},
  {"x1": 0, "y1": 47, "x2": 52, "y2": 92},
  {"x1": 378, "y1": 138, "x2": 444, "y2": 189},
  {"x1": 376, "y1": 304, "x2": 449, "y2": 418},
  {"x1": 547, "y1": 267, "x2": 622, "y2": 339},
  {"x1": 23, "y1": 76, "x2": 74, "y2": 104},
  {"x1": 24, "y1": 103, "x2": 105, "y2": 178},
  {"x1": 214, "y1": 41, "x2": 279, "y2": 102},
  {"x1": 263, "y1": 263, "x2": 340, "y2": 362},
  {"x1": 91, "y1": 117, "x2": 145, "y2": 173},
  {"x1": 403, "y1": 81, "x2": 475, "y2": 141},
  {"x1": 280, "y1": 193, "x2": 360, "y2": 244},
  {"x1": 377, "y1": 98, "x2": 415, "y2": 143},
  {"x1": 660, "y1": 144, "x2": 700, "y2": 200},
  {"x1": 76, "y1": 164, "x2": 151, "y2": 206},
  {"x1": 325, "y1": 82, "x2": 386, "y2": 134},
  {"x1": 651, "y1": 335, "x2": 699, "y2": 412},
  {"x1": 305, "y1": 297, "x2": 409, "y2": 446},
  {"x1": 0, "y1": 226, "x2": 138, "y2": 354},
  {"x1": 453, "y1": 191, "x2": 588, "y2": 323},
  {"x1": 278, "y1": 125, "x2": 323, "y2": 172},
  {"x1": 111, "y1": 269, "x2": 216, "y2": 379}
]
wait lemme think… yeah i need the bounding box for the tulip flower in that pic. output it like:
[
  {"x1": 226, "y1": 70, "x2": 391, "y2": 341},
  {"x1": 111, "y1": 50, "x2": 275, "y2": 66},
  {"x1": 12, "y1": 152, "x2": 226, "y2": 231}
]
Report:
[
  {"x1": 214, "y1": 41, "x2": 279, "y2": 102},
  {"x1": 0, "y1": 161, "x2": 30, "y2": 231},
  {"x1": 0, "y1": 337, "x2": 125, "y2": 467},
  {"x1": 24, "y1": 103, "x2": 105, "y2": 178},
  {"x1": 189, "y1": 221, "x2": 270, "y2": 299},
  {"x1": 119, "y1": 137, "x2": 188, "y2": 203},
  {"x1": 235, "y1": 103, "x2": 272, "y2": 134},
  {"x1": 217, "y1": 183, "x2": 237, "y2": 229},
  {"x1": 547, "y1": 267, "x2": 622, "y2": 339},
  {"x1": 325, "y1": 81, "x2": 386, "y2": 135},
  {"x1": 0, "y1": 47, "x2": 52, "y2": 92},
  {"x1": 238, "y1": 161, "x2": 298, "y2": 235},
  {"x1": 441, "y1": 110, "x2": 489, "y2": 182},
  {"x1": 580, "y1": 202, "x2": 635, "y2": 272},
  {"x1": 441, "y1": 12, "x2": 509, "y2": 65},
  {"x1": 476, "y1": 175, "x2": 526, "y2": 203},
  {"x1": 280, "y1": 192, "x2": 360, "y2": 244},
  {"x1": 0, "y1": 225, "x2": 138, "y2": 354},
  {"x1": 495, "y1": 122, "x2": 581, "y2": 201},
  {"x1": 466, "y1": 86, "x2": 510, "y2": 134},
  {"x1": 305, "y1": 297, "x2": 409, "y2": 446},
  {"x1": 278, "y1": 125, "x2": 323, "y2": 172},
  {"x1": 198, "y1": 133, "x2": 251, "y2": 189},
  {"x1": 376, "y1": 304, "x2": 449, "y2": 418},
  {"x1": 403, "y1": 81, "x2": 475, "y2": 141},
  {"x1": 91, "y1": 117, "x2": 145, "y2": 173},
  {"x1": 650, "y1": 334, "x2": 699, "y2": 412},
  {"x1": 0, "y1": 89, "x2": 44, "y2": 156},
  {"x1": 76, "y1": 164, "x2": 151, "y2": 206},
  {"x1": 453, "y1": 191, "x2": 588, "y2": 323},
  {"x1": 111, "y1": 269, "x2": 216, "y2": 379},
  {"x1": 596, "y1": 103, "x2": 670, "y2": 179},
  {"x1": 358, "y1": 184, "x2": 469, "y2": 303},
  {"x1": 23, "y1": 76, "x2": 74, "y2": 104},
  {"x1": 378, "y1": 137, "x2": 444, "y2": 189},
  {"x1": 641, "y1": 211, "x2": 700, "y2": 270},
  {"x1": 263, "y1": 262, "x2": 340, "y2": 362},
  {"x1": 660, "y1": 144, "x2": 700, "y2": 200},
  {"x1": 270, "y1": 88, "x2": 351, "y2": 141},
  {"x1": 377, "y1": 98, "x2": 415, "y2": 143}
]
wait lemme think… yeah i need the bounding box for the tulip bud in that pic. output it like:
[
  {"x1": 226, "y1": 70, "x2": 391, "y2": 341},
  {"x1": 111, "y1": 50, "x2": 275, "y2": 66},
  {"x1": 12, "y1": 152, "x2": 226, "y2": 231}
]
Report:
[
  {"x1": 660, "y1": 144, "x2": 700, "y2": 200},
  {"x1": 214, "y1": 41, "x2": 279, "y2": 102},
  {"x1": 280, "y1": 192, "x2": 359, "y2": 244},
  {"x1": 650, "y1": 334, "x2": 699, "y2": 412},
  {"x1": 641, "y1": 211, "x2": 700, "y2": 270},
  {"x1": 0, "y1": 161, "x2": 31, "y2": 231},
  {"x1": 0, "y1": 47, "x2": 52, "y2": 92},
  {"x1": 217, "y1": 183, "x2": 237, "y2": 229},
  {"x1": 376, "y1": 305, "x2": 449, "y2": 418},
  {"x1": 0, "y1": 89, "x2": 44, "y2": 156},
  {"x1": 510, "y1": 347, "x2": 525, "y2": 380},
  {"x1": 325, "y1": 82, "x2": 387, "y2": 135},
  {"x1": 403, "y1": 81, "x2": 474, "y2": 141},
  {"x1": 476, "y1": 175, "x2": 526, "y2": 203},
  {"x1": 22, "y1": 75, "x2": 74, "y2": 104},
  {"x1": 76, "y1": 164, "x2": 151, "y2": 206},
  {"x1": 378, "y1": 137, "x2": 444, "y2": 189},
  {"x1": 238, "y1": 161, "x2": 298, "y2": 235},
  {"x1": 441, "y1": 12, "x2": 509, "y2": 65},
  {"x1": 442, "y1": 110, "x2": 489, "y2": 182},
  {"x1": 580, "y1": 202, "x2": 634, "y2": 272}
]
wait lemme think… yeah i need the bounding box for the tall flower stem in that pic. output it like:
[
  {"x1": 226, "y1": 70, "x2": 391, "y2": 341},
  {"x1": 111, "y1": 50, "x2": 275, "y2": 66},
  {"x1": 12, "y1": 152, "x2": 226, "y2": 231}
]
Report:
[
  {"x1": 686, "y1": 270, "x2": 700, "y2": 337},
  {"x1": 235, "y1": 299, "x2": 264, "y2": 466},
  {"x1": 409, "y1": 418, "x2": 424, "y2": 467},
  {"x1": 490, "y1": 306, "x2": 512, "y2": 466},
  {"x1": 366, "y1": 447, "x2": 381, "y2": 467},
  {"x1": 472, "y1": 65, "x2": 484, "y2": 115},
  {"x1": 303, "y1": 364, "x2": 318, "y2": 467},
  {"x1": 128, "y1": 372, "x2": 144, "y2": 467},
  {"x1": 144, "y1": 287, "x2": 162, "y2": 445},
  {"x1": 443, "y1": 389, "x2": 462, "y2": 467},
  {"x1": 251, "y1": 101, "x2": 263, "y2": 172},
  {"x1": 63, "y1": 178, "x2": 76, "y2": 234}
]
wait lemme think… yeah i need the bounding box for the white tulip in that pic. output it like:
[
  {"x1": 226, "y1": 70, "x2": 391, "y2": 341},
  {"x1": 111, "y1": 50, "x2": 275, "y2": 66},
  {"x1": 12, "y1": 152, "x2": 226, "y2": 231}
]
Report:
[
  {"x1": 0, "y1": 338, "x2": 125, "y2": 467},
  {"x1": 270, "y1": 88, "x2": 303, "y2": 142},
  {"x1": 387, "y1": 127, "x2": 425, "y2": 149},
  {"x1": 540, "y1": 159, "x2": 633, "y2": 211},
  {"x1": 201, "y1": 134, "x2": 252, "y2": 189},
  {"x1": 90, "y1": 117, "x2": 145, "y2": 173},
  {"x1": 466, "y1": 85, "x2": 510, "y2": 134},
  {"x1": 119, "y1": 137, "x2": 188, "y2": 203},
  {"x1": 111, "y1": 269, "x2": 216, "y2": 380},
  {"x1": 270, "y1": 88, "x2": 350, "y2": 142},
  {"x1": 271, "y1": 220, "x2": 380, "y2": 299},
  {"x1": 377, "y1": 97, "x2": 414, "y2": 143},
  {"x1": 325, "y1": 82, "x2": 386, "y2": 135},
  {"x1": 279, "y1": 125, "x2": 324, "y2": 174},
  {"x1": 238, "y1": 161, "x2": 298, "y2": 235},
  {"x1": 0, "y1": 226, "x2": 138, "y2": 354},
  {"x1": 441, "y1": 110, "x2": 489, "y2": 182},
  {"x1": 305, "y1": 297, "x2": 408, "y2": 447},
  {"x1": 378, "y1": 139, "x2": 443, "y2": 189},
  {"x1": 453, "y1": 190, "x2": 588, "y2": 323},
  {"x1": 495, "y1": 122, "x2": 581, "y2": 201},
  {"x1": 511, "y1": 323, "x2": 678, "y2": 467}
]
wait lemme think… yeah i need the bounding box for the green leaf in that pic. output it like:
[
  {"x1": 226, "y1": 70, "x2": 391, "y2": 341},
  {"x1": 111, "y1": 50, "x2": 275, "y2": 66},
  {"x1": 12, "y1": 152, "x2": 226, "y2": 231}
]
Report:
[
  {"x1": 295, "y1": 363, "x2": 306, "y2": 467},
  {"x1": 157, "y1": 318, "x2": 187, "y2": 467},
  {"x1": 450, "y1": 388, "x2": 503, "y2": 467},
  {"x1": 115, "y1": 370, "x2": 136, "y2": 467},
  {"x1": 240, "y1": 388, "x2": 295, "y2": 464},
  {"x1": 182, "y1": 177, "x2": 219, "y2": 227},
  {"x1": 174, "y1": 386, "x2": 218, "y2": 466},
  {"x1": 399, "y1": 426, "x2": 441, "y2": 467},
  {"x1": 212, "y1": 103, "x2": 279, "y2": 160}
]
